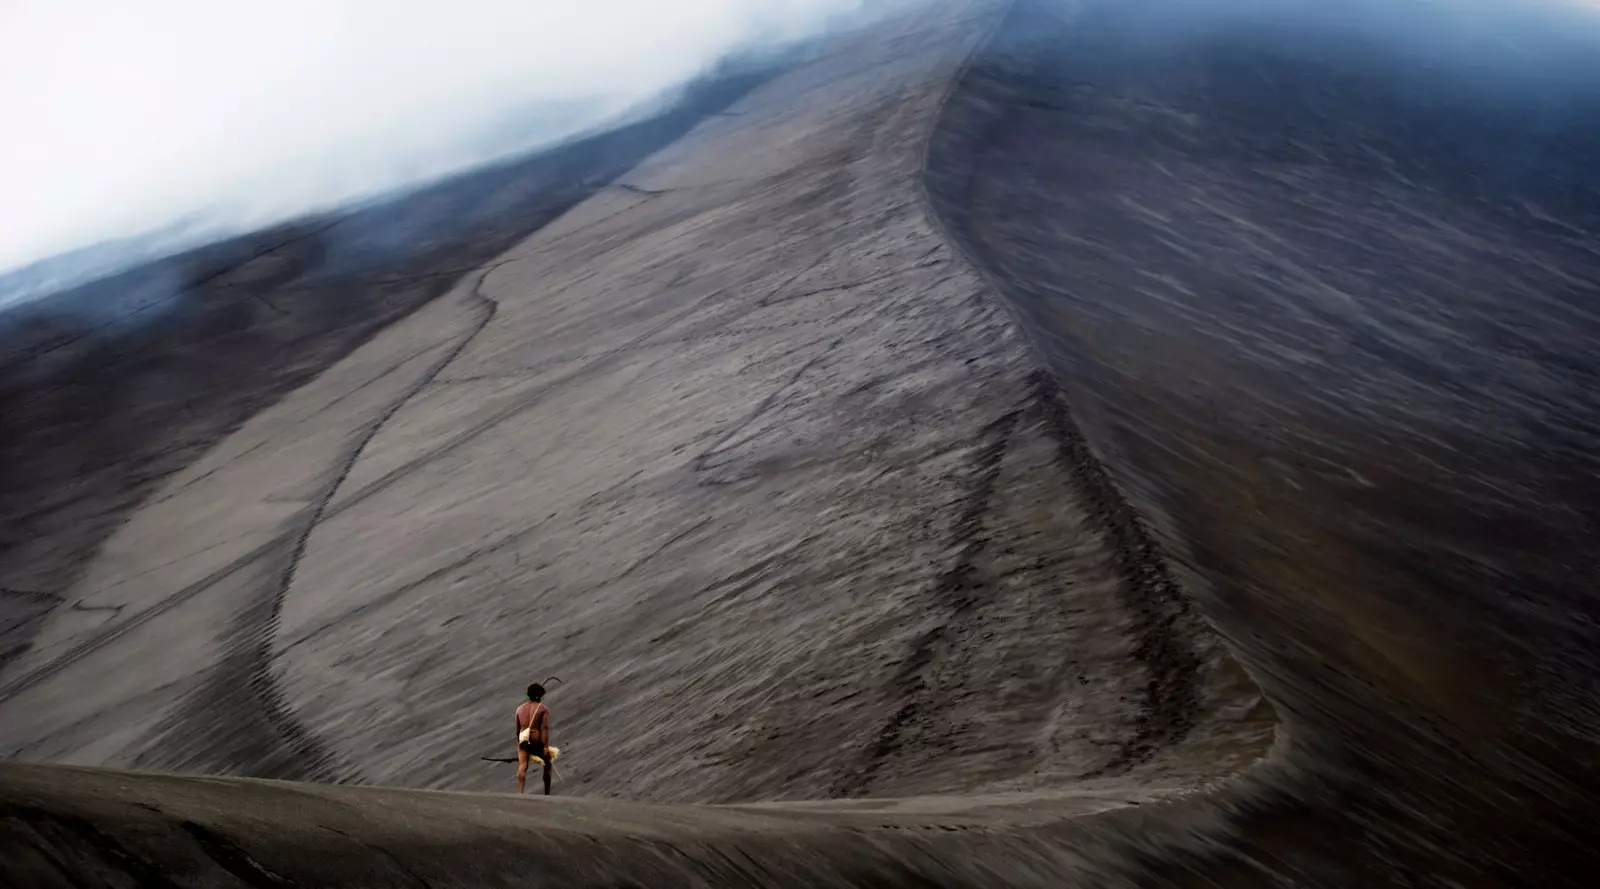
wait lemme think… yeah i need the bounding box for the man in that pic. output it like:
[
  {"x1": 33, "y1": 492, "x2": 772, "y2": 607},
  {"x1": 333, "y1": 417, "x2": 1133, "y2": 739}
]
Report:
[{"x1": 515, "y1": 683, "x2": 553, "y2": 795}]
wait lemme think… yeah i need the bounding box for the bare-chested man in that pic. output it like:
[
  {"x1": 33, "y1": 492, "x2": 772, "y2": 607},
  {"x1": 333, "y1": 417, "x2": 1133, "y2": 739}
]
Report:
[{"x1": 515, "y1": 683, "x2": 552, "y2": 795}]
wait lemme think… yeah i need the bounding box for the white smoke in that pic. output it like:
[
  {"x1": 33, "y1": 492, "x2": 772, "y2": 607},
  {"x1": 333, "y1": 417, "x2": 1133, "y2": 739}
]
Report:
[{"x1": 0, "y1": 0, "x2": 871, "y2": 278}]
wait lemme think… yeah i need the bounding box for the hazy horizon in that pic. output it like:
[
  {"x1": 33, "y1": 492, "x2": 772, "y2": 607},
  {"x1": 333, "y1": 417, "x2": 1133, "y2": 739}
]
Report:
[
  {"x1": 4, "y1": 0, "x2": 1598, "y2": 301},
  {"x1": 0, "y1": 0, "x2": 878, "y2": 289}
]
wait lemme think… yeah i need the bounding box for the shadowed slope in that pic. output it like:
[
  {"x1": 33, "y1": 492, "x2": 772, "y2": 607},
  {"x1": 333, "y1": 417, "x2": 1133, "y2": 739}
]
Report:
[
  {"x1": 12, "y1": 0, "x2": 1597, "y2": 886},
  {"x1": 925, "y1": 0, "x2": 1600, "y2": 884}
]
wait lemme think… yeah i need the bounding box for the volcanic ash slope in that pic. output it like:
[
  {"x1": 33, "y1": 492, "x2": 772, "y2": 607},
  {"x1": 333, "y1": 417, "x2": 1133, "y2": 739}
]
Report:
[{"x1": 0, "y1": 0, "x2": 1267, "y2": 806}]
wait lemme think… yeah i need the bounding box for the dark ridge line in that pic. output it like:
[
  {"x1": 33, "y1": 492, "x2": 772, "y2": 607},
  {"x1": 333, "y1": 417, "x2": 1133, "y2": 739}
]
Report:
[
  {"x1": 753, "y1": 258, "x2": 944, "y2": 308},
  {"x1": 0, "y1": 587, "x2": 62, "y2": 604},
  {"x1": 0, "y1": 72, "x2": 789, "y2": 713},
  {"x1": 149, "y1": 336, "x2": 450, "y2": 512},
  {"x1": 271, "y1": 513, "x2": 560, "y2": 661},
  {"x1": 617, "y1": 182, "x2": 672, "y2": 196},
  {"x1": 0, "y1": 271, "x2": 499, "y2": 766},
  {"x1": 937, "y1": 410, "x2": 1025, "y2": 614},
  {"x1": 205, "y1": 259, "x2": 534, "y2": 295},
  {"x1": 0, "y1": 63, "x2": 791, "y2": 669},
  {"x1": 911, "y1": 0, "x2": 1209, "y2": 776},
  {"x1": 155, "y1": 272, "x2": 499, "y2": 784},
  {"x1": 1026, "y1": 371, "x2": 1202, "y2": 773},
  {"x1": 0, "y1": 535, "x2": 284, "y2": 704},
  {"x1": 316, "y1": 242, "x2": 834, "y2": 524},
  {"x1": 691, "y1": 337, "x2": 845, "y2": 481},
  {"x1": 273, "y1": 460, "x2": 656, "y2": 660},
  {"x1": 311, "y1": 304, "x2": 686, "y2": 519},
  {"x1": 926, "y1": 97, "x2": 1217, "y2": 780},
  {"x1": 833, "y1": 406, "x2": 1022, "y2": 798},
  {"x1": 833, "y1": 0, "x2": 1204, "y2": 797},
  {"x1": 243, "y1": 266, "x2": 504, "y2": 783}
]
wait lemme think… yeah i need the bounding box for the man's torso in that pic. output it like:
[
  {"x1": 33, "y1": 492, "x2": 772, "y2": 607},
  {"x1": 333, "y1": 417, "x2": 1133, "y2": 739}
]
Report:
[{"x1": 517, "y1": 702, "x2": 545, "y2": 733}]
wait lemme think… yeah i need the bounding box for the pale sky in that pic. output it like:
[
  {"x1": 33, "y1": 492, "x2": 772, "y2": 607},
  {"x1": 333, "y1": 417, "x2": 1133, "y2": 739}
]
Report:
[
  {"x1": 0, "y1": 1, "x2": 868, "y2": 274},
  {"x1": 2, "y1": 0, "x2": 1595, "y2": 277}
]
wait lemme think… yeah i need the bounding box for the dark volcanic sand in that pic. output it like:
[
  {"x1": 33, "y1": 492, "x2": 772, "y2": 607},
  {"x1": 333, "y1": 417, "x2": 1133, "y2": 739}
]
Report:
[
  {"x1": 3, "y1": 0, "x2": 1266, "y2": 801},
  {"x1": 0, "y1": 66, "x2": 771, "y2": 664},
  {"x1": 927, "y1": 0, "x2": 1600, "y2": 883},
  {"x1": 3, "y1": 0, "x2": 1599, "y2": 886}
]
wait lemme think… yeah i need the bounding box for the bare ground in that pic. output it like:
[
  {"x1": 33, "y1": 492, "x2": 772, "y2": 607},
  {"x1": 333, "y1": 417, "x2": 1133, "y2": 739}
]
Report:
[
  {"x1": 0, "y1": 0, "x2": 1262, "y2": 821},
  {"x1": 6, "y1": 0, "x2": 1599, "y2": 886}
]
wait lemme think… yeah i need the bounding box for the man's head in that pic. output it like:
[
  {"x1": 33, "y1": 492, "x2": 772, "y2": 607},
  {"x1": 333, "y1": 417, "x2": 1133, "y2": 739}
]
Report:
[{"x1": 527, "y1": 683, "x2": 545, "y2": 702}]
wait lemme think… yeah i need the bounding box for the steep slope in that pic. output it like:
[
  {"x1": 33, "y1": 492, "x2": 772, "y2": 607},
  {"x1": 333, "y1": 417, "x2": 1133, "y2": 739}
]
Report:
[
  {"x1": 925, "y1": 0, "x2": 1600, "y2": 884},
  {"x1": 17, "y1": 0, "x2": 1598, "y2": 886},
  {"x1": 2, "y1": 0, "x2": 1266, "y2": 856}
]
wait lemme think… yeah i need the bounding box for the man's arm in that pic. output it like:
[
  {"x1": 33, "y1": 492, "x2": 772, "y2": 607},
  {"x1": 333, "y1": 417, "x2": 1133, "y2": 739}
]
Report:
[{"x1": 541, "y1": 711, "x2": 552, "y2": 751}]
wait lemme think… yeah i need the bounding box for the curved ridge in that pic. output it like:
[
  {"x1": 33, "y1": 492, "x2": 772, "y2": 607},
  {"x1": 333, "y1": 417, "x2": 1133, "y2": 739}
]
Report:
[
  {"x1": 166, "y1": 267, "x2": 503, "y2": 784},
  {"x1": 39, "y1": 0, "x2": 1600, "y2": 885},
  {"x1": 261, "y1": 0, "x2": 1265, "y2": 801},
  {"x1": 912, "y1": 0, "x2": 1256, "y2": 780},
  {"x1": 918, "y1": 0, "x2": 1600, "y2": 885}
]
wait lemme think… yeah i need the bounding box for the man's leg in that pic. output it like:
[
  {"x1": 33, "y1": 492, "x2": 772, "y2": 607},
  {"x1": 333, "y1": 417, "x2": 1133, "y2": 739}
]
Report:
[
  {"x1": 516, "y1": 748, "x2": 530, "y2": 794},
  {"x1": 542, "y1": 757, "x2": 553, "y2": 796}
]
